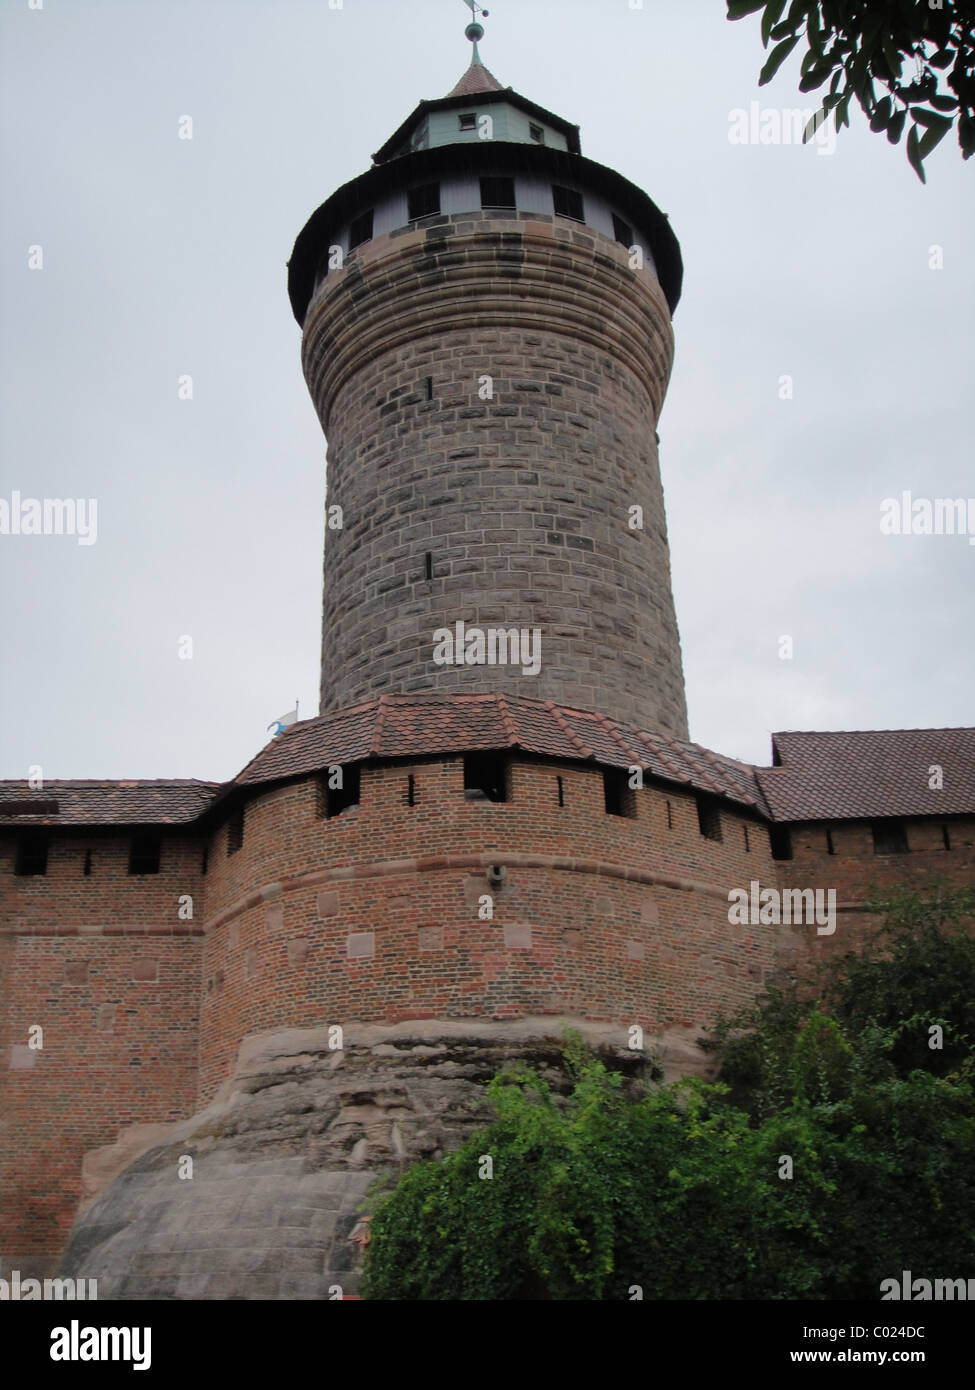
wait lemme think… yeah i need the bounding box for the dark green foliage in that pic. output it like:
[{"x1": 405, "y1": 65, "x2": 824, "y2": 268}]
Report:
[
  {"x1": 727, "y1": 0, "x2": 975, "y2": 180},
  {"x1": 362, "y1": 890, "x2": 975, "y2": 1299}
]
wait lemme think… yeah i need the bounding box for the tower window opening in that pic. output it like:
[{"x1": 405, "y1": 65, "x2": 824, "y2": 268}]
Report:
[
  {"x1": 942, "y1": 824, "x2": 952, "y2": 851},
  {"x1": 665, "y1": 800, "x2": 673, "y2": 830},
  {"x1": 325, "y1": 765, "x2": 361, "y2": 819},
  {"x1": 557, "y1": 775, "x2": 564, "y2": 808},
  {"x1": 227, "y1": 807, "x2": 244, "y2": 855},
  {"x1": 464, "y1": 752, "x2": 509, "y2": 803},
  {"x1": 552, "y1": 185, "x2": 584, "y2": 222},
  {"x1": 529, "y1": 123, "x2": 545, "y2": 143},
  {"x1": 408, "y1": 182, "x2": 440, "y2": 220},
  {"x1": 480, "y1": 176, "x2": 516, "y2": 209},
  {"x1": 407, "y1": 774, "x2": 416, "y2": 807},
  {"x1": 696, "y1": 796, "x2": 722, "y2": 842},
  {"x1": 349, "y1": 209, "x2": 374, "y2": 250},
  {"x1": 15, "y1": 836, "x2": 48, "y2": 877},
  {"x1": 604, "y1": 768, "x2": 635, "y2": 818},
  {"x1": 826, "y1": 827, "x2": 836, "y2": 855},
  {"x1": 424, "y1": 551, "x2": 433, "y2": 581},
  {"x1": 743, "y1": 824, "x2": 750, "y2": 853},
  {"x1": 459, "y1": 112, "x2": 477, "y2": 130},
  {"x1": 425, "y1": 375, "x2": 434, "y2": 401},
  {"x1": 612, "y1": 213, "x2": 633, "y2": 248},
  {"x1": 128, "y1": 836, "x2": 161, "y2": 876},
  {"x1": 872, "y1": 820, "x2": 908, "y2": 855},
  {"x1": 83, "y1": 848, "x2": 93, "y2": 877},
  {"x1": 201, "y1": 846, "x2": 209, "y2": 875},
  {"x1": 768, "y1": 825, "x2": 793, "y2": 861}
]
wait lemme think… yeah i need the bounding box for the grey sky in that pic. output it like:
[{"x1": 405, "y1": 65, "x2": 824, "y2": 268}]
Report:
[{"x1": 1, "y1": 0, "x2": 971, "y2": 783}]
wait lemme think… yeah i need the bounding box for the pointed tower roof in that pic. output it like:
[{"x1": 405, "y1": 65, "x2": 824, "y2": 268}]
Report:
[{"x1": 447, "y1": 53, "x2": 504, "y2": 99}]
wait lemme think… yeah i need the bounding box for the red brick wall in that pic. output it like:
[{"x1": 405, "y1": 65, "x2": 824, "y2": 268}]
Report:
[
  {"x1": 0, "y1": 834, "x2": 203, "y2": 1262},
  {"x1": 4, "y1": 771, "x2": 971, "y2": 1268},
  {"x1": 772, "y1": 815, "x2": 975, "y2": 965},
  {"x1": 197, "y1": 756, "x2": 782, "y2": 1098}
]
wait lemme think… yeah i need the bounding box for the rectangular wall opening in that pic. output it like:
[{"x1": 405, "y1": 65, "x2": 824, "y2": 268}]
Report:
[
  {"x1": 464, "y1": 752, "x2": 509, "y2": 803},
  {"x1": 128, "y1": 836, "x2": 161, "y2": 875},
  {"x1": 696, "y1": 795, "x2": 722, "y2": 842},
  {"x1": 15, "y1": 836, "x2": 48, "y2": 876}
]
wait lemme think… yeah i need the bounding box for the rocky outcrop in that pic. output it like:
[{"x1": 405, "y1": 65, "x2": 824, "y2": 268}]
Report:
[{"x1": 60, "y1": 1017, "x2": 690, "y2": 1299}]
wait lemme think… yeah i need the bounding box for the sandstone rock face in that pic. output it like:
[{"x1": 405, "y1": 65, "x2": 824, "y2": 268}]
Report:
[{"x1": 60, "y1": 1018, "x2": 682, "y2": 1300}]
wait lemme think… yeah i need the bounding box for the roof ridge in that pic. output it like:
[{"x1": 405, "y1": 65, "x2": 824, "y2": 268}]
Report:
[
  {"x1": 370, "y1": 694, "x2": 390, "y2": 757},
  {"x1": 545, "y1": 700, "x2": 594, "y2": 759},
  {"x1": 495, "y1": 693, "x2": 520, "y2": 748},
  {"x1": 594, "y1": 712, "x2": 643, "y2": 768}
]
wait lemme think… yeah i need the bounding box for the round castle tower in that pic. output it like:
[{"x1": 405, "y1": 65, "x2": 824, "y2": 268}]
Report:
[{"x1": 289, "y1": 27, "x2": 688, "y2": 736}]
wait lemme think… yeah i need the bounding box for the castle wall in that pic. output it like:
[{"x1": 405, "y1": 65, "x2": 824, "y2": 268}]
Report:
[
  {"x1": 772, "y1": 814, "x2": 975, "y2": 966},
  {"x1": 197, "y1": 756, "x2": 782, "y2": 1100},
  {"x1": 0, "y1": 834, "x2": 203, "y2": 1266}
]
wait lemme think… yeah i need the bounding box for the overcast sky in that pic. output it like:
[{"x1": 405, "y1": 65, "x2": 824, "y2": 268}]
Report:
[{"x1": 1, "y1": 0, "x2": 971, "y2": 784}]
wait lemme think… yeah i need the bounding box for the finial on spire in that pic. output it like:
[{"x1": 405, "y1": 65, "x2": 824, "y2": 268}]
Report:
[{"x1": 462, "y1": 0, "x2": 489, "y2": 64}]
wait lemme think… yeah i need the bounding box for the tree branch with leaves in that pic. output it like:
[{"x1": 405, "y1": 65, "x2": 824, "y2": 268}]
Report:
[{"x1": 728, "y1": 0, "x2": 975, "y2": 181}]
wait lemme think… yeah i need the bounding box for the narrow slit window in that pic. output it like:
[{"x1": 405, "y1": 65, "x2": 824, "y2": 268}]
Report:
[
  {"x1": 407, "y1": 774, "x2": 416, "y2": 807},
  {"x1": 425, "y1": 376, "x2": 434, "y2": 401},
  {"x1": 424, "y1": 551, "x2": 433, "y2": 581},
  {"x1": 743, "y1": 824, "x2": 750, "y2": 852},
  {"x1": 129, "y1": 836, "x2": 161, "y2": 875},
  {"x1": 557, "y1": 775, "x2": 564, "y2": 808},
  {"x1": 201, "y1": 846, "x2": 209, "y2": 876},
  {"x1": 83, "y1": 848, "x2": 93, "y2": 877},
  {"x1": 665, "y1": 800, "x2": 673, "y2": 830},
  {"x1": 942, "y1": 824, "x2": 952, "y2": 851},
  {"x1": 826, "y1": 828, "x2": 836, "y2": 856},
  {"x1": 227, "y1": 808, "x2": 244, "y2": 855}
]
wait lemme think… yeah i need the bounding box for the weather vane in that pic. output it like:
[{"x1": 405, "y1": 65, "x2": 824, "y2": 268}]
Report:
[{"x1": 462, "y1": 0, "x2": 489, "y2": 45}]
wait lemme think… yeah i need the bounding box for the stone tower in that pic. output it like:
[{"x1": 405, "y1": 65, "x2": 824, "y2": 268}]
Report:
[{"x1": 289, "y1": 22, "x2": 688, "y2": 736}]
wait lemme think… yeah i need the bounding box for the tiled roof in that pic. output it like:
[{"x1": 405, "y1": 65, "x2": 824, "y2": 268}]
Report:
[
  {"x1": 234, "y1": 693, "x2": 767, "y2": 812},
  {"x1": 447, "y1": 59, "x2": 504, "y2": 98},
  {"x1": 757, "y1": 729, "x2": 975, "y2": 822},
  {"x1": 5, "y1": 707, "x2": 971, "y2": 831},
  {"x1": 0, "y1": 780, "x2": 222, "y2": 829}
]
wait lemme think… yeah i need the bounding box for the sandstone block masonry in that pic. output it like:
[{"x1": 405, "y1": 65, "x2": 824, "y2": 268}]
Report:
[{"x1": 302, "y1": 213, "x2": 688, "y2": 737}]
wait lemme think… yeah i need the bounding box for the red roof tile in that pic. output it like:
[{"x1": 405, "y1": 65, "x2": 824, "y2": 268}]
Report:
[
  {"x1": 6, "y1": 706, "x2": 970, "y2": 831},
  {"x1": 757, "y1": 729, "x2": 975, "y2": 821},
  {"x1": 447, "y1": 59, "x2": 504, "y2": 98},
  {"x1": 234, "y1": 693, "x2": 766, "y2": 812},
  {"x1": 0, "y1": 780, "x2": 221, "y2": 828}
]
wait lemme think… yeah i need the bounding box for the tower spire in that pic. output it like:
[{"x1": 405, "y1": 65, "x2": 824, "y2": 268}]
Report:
[
  {"x1": 462, "y1": 0, "x2": 489, "y2": 60},
  {"x1": 450, "y1": 0, "x2": 502, "y2": 97}
]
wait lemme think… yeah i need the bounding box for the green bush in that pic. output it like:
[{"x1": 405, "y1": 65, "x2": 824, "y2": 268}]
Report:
[{"x1": 361, "y1": 889, "x2": 975, "y2": 1300}]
